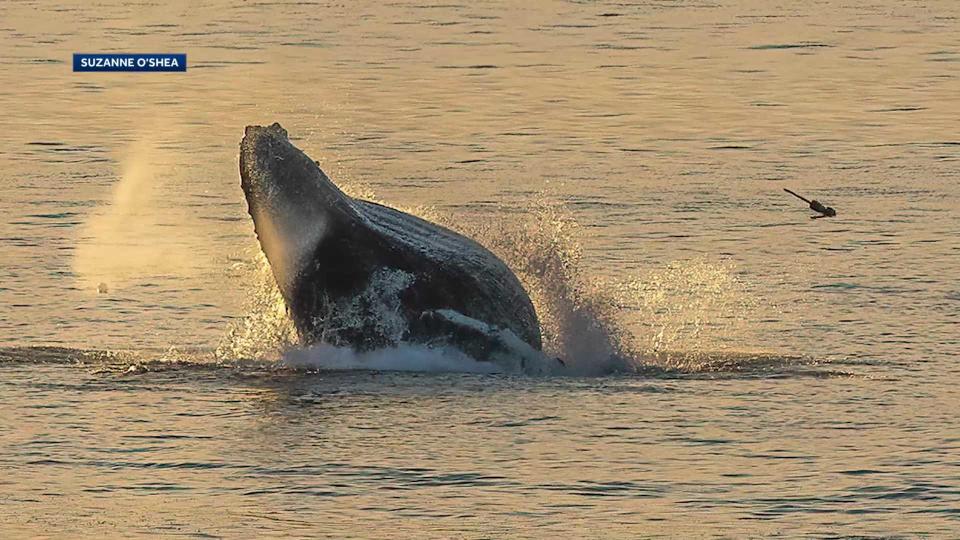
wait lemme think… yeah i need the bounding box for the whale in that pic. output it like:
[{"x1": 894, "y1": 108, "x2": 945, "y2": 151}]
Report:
[{"x1": 240, "y1": 123, "x2": 555, "y2": 373}]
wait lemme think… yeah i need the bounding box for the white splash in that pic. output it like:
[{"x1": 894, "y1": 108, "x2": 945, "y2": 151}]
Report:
[
  {"x1": 282, "y1": 342, "x2": 503, "y2": 374},
  {"x1": 215, "y1": 251, "x2": 298, "y2": 362},
  {"x1": 221, "y1": 182, "x2": 776, "y2": 376},
  {"x1": 311, "y1": 268, "x2": 414, "y2": 347}
]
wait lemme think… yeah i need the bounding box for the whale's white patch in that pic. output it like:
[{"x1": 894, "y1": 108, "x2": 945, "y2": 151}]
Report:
[{"x1": 251, "y1": 201, "x2": 327, "y2": 301}]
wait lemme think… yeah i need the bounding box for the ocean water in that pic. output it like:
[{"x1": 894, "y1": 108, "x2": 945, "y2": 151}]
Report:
[{"x1": 1, "y1": 0, "x2": 959, "y2": 537}]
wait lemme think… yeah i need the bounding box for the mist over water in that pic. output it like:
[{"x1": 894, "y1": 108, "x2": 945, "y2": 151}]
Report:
[
  {"x1": 73, "y1": 131, "x2": 213, "y2": 291},
  {"x1": 1, "y1": 0, "x2": 959, "y2": 537}
]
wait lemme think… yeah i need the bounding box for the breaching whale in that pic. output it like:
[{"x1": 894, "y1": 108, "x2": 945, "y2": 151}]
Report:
[{"x1": 240, "y1": 123, "x2": 556, "y2": 373}]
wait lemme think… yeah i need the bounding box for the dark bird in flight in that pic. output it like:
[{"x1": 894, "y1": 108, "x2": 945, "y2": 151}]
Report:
[{"x1": 784, "y1": 188, "x2": 836, "y2": 219}]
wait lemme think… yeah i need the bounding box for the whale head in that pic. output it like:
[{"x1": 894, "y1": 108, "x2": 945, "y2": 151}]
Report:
[{"x1": 240, "y1": 123, "x2": 346, "y2": 302}]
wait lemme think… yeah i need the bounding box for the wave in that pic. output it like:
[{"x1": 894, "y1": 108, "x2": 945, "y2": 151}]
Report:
[{"x1": 0, "y1": 344, "x2": 857, "y2": 380}]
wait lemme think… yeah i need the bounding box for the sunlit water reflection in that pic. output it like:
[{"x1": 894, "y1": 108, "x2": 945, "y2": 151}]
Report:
[{"x1": 1, "y1": 0, "x2": 958, "y2": 536}]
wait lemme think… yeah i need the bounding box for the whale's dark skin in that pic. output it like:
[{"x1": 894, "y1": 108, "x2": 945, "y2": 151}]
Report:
[{"x1": 239, "y1": 123, "x2": 542, "y2": 355}]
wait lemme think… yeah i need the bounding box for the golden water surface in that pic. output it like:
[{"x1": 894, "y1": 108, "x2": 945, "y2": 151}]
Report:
[{"x1": 1, "y1": 0, "x2": 958, "y2": 537}]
